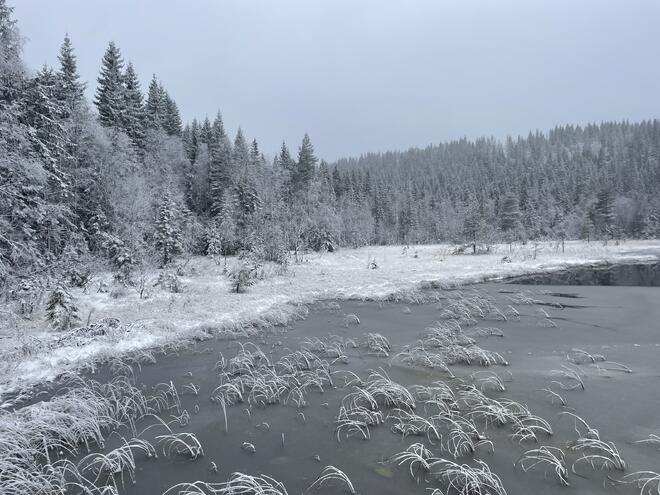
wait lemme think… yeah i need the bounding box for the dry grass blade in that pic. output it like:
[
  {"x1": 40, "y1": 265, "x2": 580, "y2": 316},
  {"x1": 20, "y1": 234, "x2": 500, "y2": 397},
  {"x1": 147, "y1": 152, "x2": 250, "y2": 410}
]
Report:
[
  {"x1": 559, "y1": 412, "x2": 600, "y2": 440},
  {"x1": 163, "y1": 481, "x2": 223, "y2": 494},
  {"x1": 567, "y1": 348, "x2": 605, "y2": 364},
  {"x1": 635, "y1": 434, "x2": 660, "y2": 449},
  {"x1": 596, "y1": 361, "x2": 633, "y2": 374},
  {"x1": 540, "y1": 387, "x2": 567, "y2": 407},
  {"x1": 307, "y1": 466, "x2": 356, "y2": 494}
]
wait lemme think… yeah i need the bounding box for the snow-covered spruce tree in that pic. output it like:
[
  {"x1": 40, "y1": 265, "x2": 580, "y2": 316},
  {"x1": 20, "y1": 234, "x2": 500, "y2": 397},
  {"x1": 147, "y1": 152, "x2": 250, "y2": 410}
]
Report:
[
  {"x1": 45, "y1": 284, "x2": 79, "y2": 331},
  {"x1": 499, "y1": 192, "x2": 521, "y2": 248},
  {"x1": 641, "y1": 208, "x2": 660, "y2": 239},
  {"x1": 182, "y1": 119, "x2": 198, "y2": 163},
  {"x1": 154, "y1": 190, "x2": 183, "y2": 267},
  {"x1": 228, "y1": 251, "x2": 261, "y2": 293},
  {"x1": 462, "y1": 200, "x2": 485, "y2": 254},
  {"x1": 205, "y1": 221, "x2": 223, "y2": 263},
  {"x1": 57, "y1": 33, "x2": 85, "y2": 112},
  {"x1": 144, "y1": 75, "x2": 165, "y2": 131},
  {"x1": 217, "y1": 194, "x2": 239, "y2": 263},
  {"x1": 209, "y1": 135, "x2": 232, "y2": 218},
  {"x1": 94, "y1": 41, "x2": 125, "y2": 129},
  {"x1": 23, "y1": 64, "x2": 72, "y2": 196},
  {"x1": 0, "y1": 1, "x2": 80, "y2": 278},
  {"x1": 162, "y1": 90, "x2": 182, "y2": 136},
  {"x1": 121, "y1": 61, "x2": 146, "y2": 149},
  {"x1": 277, "y1": 141, "x2": 295, "y2": 191},
  {"x1": 293, "y1": 133, "x2": 317, "y2": 194},
  {"x1": 594, "y1": 187, "x2": 615, "y2": 239},
  {"x1": 101, "y1": 232, "x2": 136, "y2": 283}
]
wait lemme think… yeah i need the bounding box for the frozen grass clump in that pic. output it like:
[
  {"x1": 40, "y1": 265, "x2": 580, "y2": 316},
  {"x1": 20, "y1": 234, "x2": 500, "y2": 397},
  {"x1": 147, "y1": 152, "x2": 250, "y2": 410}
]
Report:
[
  {"x1": 428, "y1": 459, "x2": 506, "y2": 495},
  {"x1": 550, "y1": 365, "x2": 585, "y2": 391},
  {"x1": 393, "y1": 347, "x2": 454, "y2": 375},
  {"x1": 386, "y1": 442, "x2": 438, "y2": 481},
  {"x1": 388, "y1": 409, "x2": 441, "y2": 444},
  {"x1": 302, "y1": 336, "x2": 346, "y2": 360},
  {"x1": 335, "y1": 404, "x2": 384, "y2": 442},
  {"x1": 363, "y1": 369, "x2": 416, "y2": 411},
  {"x1": 163, "y1": 472, "x2": 289, "y2": 495},
  {"x1": 210, "y1": 342, "x2": 336, "y2": 425},
  {"x1": 568, "y1": 438, "x2": 626, "y2": 472},
  {"x1": 0, "y1": 375, "x2": 169, "y2": 495},
  {"x1": 515, "y1": 446, "x2": 569, "y2": 486},
  {"x1": 156, "y1": 432, "x2": 204, "y2": 459},
  {"x1": 366, "y1": 333, "x2": 391, "y2": 357},
  {"x1": 308, "y1": 466, "x2": 355, "y2": 494},
  {"x1": 393, "y1": 321, "x2": 507, "y2": 374},
  {"x1": 567, "y1": 348, "x2": 605, "y2": 364},
  {"x1": 78, "y1": 437, "x2": 157, "y2": 490}
]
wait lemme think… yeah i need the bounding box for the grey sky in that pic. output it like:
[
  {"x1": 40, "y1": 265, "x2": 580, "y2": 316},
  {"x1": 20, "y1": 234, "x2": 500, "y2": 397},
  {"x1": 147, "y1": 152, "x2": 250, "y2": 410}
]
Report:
[{"x1": 12, "y1": 0, "x2": 660, "y2": 161}]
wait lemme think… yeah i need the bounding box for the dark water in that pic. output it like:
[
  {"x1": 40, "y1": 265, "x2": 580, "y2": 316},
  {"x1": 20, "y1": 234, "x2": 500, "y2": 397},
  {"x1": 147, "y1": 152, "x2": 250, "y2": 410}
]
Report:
[
  {"x1": 98, "y1": 282, "x2": 660, "y2": 495},
  {"x1": 506, "y1": 262, "x2": 660, "y2": 286}
]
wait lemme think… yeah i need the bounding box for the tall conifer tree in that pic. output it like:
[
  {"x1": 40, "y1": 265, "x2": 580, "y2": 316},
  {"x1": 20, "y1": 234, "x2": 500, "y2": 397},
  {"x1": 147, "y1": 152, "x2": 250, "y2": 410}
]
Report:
[{"x1": 94, "y1": 41, "x2": 124, "y2": 128}]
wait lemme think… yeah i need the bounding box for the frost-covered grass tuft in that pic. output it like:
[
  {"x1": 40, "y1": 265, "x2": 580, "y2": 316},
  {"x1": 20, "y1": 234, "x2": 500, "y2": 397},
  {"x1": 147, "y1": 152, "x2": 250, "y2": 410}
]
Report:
[
  {"x1": 515, "y1": 446, "x2": 569, "y2": 486},
  {"x1": 307, "y1": 465, "x2": 355, "y2": 494}
]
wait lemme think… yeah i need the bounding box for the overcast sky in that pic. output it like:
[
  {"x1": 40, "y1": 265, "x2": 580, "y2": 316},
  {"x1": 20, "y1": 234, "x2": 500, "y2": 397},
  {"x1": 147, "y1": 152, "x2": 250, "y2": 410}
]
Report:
[{"x1": 12, "y1": 0, "x2": 660, "y2": 161}]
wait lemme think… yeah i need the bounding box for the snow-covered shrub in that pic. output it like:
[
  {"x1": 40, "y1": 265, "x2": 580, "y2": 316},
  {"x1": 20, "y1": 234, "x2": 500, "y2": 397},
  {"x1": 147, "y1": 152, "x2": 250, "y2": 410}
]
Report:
[
  {"x1": 181, "y1": 209, "x2": 206, "y2": 255},
  {"x1": 10, "y1": 278, "x2": 42, "y2": 318},
  {"x1": 259, "y1": 228, "x2": 289, "y2": 266},
  {"x1": 155, "y1": 270, "x2": 185, "y2": 293},
  {"x1": 45, "y1": 284, "x2": 80, "y2": 331},
  {"x1": 101, "y1": 233, "x2": 136, "y2": 283},
  {"x1": 228, "y1": 253, "x2": 262, "y2": 293},
  {"x1": 306, "y1": 222, "x2": 337, "y2": 252},
  {"x1": 249, "y1": 234, "x2": 289, "y2": 268},
  {"x1": 68, "y1": 267, "x2": 92, "y2": 289},
  {"x1": 154, "y1": 190, "x2": 183, "y2": 267},
  {"x1": 205, "y1": 223, "x2": 223, "y2": 264},
  {"x1": 109, "y1": 285, "x2": 128, "y2": 299}
]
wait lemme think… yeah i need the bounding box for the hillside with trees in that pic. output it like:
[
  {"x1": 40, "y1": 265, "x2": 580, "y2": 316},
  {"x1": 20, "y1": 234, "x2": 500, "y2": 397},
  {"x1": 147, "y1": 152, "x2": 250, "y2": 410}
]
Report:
[
  {"x1": 332, "y1": 122, "x2": 660, "y2": 246},
  {"x1": 1, "y1": 0, "x2": 659, "y2": 295}
]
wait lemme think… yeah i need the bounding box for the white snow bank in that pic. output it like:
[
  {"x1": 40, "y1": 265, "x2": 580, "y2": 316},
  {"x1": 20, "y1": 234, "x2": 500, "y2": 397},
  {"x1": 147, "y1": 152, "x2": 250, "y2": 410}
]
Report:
[{"x1": 1, "y1": 240, "x2": 659, "y2": 403}]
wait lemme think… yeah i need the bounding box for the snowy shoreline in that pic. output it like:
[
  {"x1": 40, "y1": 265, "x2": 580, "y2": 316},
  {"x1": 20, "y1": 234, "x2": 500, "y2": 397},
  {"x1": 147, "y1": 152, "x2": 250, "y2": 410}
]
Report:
[{"x1": 1, "y1": 240, "x2": 659, "y2": 405}]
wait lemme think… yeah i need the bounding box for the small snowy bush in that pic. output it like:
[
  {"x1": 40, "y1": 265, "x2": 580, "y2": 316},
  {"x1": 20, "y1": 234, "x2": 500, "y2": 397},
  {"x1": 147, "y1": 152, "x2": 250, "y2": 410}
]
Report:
[
  {"x1": 101, "y1": 233, "x2": 136, "y2": 283},
  {"x1": 10, "y1": 278, "x2": 42, "y2": 318},
  {"x1": 68, "y1": 267, "x2": 92, "y2": 288},
  {"x1": 155, "y1": 270, "x2": 185, "y2": 293},
  {"x1": 45, "y1": 284, "x2": 80, "y2": 331},
  {"x1": 228, "y1": 253, "x2": 261, "y2": 293}
]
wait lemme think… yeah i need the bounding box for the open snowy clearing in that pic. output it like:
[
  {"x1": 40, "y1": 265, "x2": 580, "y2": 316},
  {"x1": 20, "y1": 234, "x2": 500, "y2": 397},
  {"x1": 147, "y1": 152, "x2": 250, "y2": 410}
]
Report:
[{"x1": 1, "y1": 240, "x2": 659, "y2": 403}]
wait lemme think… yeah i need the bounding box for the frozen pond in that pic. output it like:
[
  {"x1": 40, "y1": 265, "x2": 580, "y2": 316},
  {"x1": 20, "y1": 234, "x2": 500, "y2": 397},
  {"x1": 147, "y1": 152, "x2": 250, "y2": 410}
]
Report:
[{"x1": 6, "y1": 264, "x2": 660, "y2": 495}]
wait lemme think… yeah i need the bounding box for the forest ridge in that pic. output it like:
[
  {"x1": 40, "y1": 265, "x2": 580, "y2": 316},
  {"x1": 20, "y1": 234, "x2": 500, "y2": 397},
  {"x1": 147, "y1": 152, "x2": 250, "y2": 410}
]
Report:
[{"x1": 1, "y1": 0, "x2": 659, "y2": 289}]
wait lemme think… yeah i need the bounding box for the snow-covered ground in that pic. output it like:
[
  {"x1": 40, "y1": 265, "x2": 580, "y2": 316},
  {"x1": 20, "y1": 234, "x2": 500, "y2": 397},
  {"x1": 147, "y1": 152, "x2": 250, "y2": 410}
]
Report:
[{"x1": 1, "y1": 240, "x2": 659, "y2": 403}]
